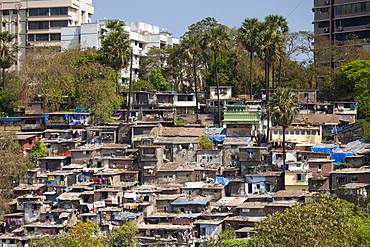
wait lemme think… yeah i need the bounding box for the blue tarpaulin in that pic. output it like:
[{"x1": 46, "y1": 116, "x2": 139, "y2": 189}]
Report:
[
  {"x1": 311, "y1": 147, "x2": 337, "y2": 153},
  {"x1": 206, "y1": 128, "x2": 226, "y2": 143},
  {"x1": 0, "y1": 118, "x2": 21, "y2": 121},
  {"x1": 216, "y1": 176, "x2": 233, "y2": 186},
  {"x1": 44, "y1": 114, "x2": 49, "y2": 123},
  {"x1": 208, "y1": 135, "x2": 224, "y2": 142},
  {"x1": 331, "y1": 152, "x2": 354, "y2": 165}
]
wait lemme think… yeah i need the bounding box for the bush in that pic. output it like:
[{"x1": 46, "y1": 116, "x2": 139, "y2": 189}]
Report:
[{"x1": 199, "y1": 136, "x2": 214, "y2": 150}]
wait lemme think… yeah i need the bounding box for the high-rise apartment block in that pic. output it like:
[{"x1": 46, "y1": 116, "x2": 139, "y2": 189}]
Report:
[
  {"x1": 313, "y1": 0, "x2": 370, "y2": 46},
  {"x1": 0, "y1": 0, "x2": 94, "y2": 62}
]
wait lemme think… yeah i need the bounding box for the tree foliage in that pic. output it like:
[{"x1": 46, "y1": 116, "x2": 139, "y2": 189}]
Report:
[
  {"x1": 200, "y1": 230, "x2": 249, "y2": 247},
  {"x1": 17, "y1": 48, "x2": 122, "y2": 121},
  {"x1": 30, "y1": 221, "x2": 139, "y2": 247},
  {"x1": 100, "y1": 20, "x2": 131, "y2": 72},
  {"x1": 252, "y1": 196, "x2": 370, "y2": 247},
  {"x1": 0, "y1": 90, "x2": 16, "y2": 116},
  {"x1": 335, "y1": 60, "x2": 370, "y2": 118},
  {"x1": 198, "y1": 136, "x2": 214, "y2": 150},
  {"x1": 30, "y1": 220, "x2": 104, "y2": 247},
  {"x1": 105, "y1": 222, "x2": 139, "y2": 247},
  {"x1": 0, "y1": 131, "x2": 33, "y2": 213},
  {"x1": 148, "y1": 67, "x2": 170, "y2": 91},
  {"x1": 0, "y1": 31, "x2": 18, "y2": 89},
  {"x1": 268, "y1": 87, "x2": 299, "y2": 128},
  {"x1": 30, "y1": 141, "x2": 48, "y2": 163}
]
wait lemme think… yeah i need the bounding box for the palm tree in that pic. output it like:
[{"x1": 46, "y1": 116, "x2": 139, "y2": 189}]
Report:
[
  {"x1": 0, "y1": 31, "x2": 18, "y2": 90},
  {"x1": 180, "y1": 34, "x2": 203, "y2": 121},
  {"x1": 264, "y1": 15, "x2": 289, "y2": 89},
  {"x1": 203, "y1": 26, "x2": 231, "y2": 127},
  {"x1": 100, "y1": 20, "x2": 131, "y2": 95},
  {"x1": 268, "y1": 87, "x2": 299, "y2": 170},
  {"x1": 238, "y1": 18, "x2": 261, "y2": 99},
  {"x1": 258, "y1": 15, "x2": 289, "y2": 141}
]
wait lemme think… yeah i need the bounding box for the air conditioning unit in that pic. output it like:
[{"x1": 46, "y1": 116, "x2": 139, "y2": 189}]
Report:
[
  {"x1": 324, "y1": 28, "x2": 329, "y2": 33},
  {"x1": 337, "y1": 41, "x2": 344, "y2": 46},
  {"x1": 337, "y1": 26, "x2": 343, "y2": 31},
  {"x1": 367, "y1": 23, "x2": 370, "y2": 28},
  {"x1": 325, "y1": 0, "x2": 330, "y2": 5}
]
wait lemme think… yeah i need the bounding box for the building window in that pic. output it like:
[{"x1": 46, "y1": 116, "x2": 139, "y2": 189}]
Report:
[
  {"x1": 50, "y1": 7, "x2": 68, "y2": 16},
  {"x1": 13, "y1": 9, "x2": 18, "y2": 15},
  {"x1": 336, "y1": 30, "x2": 370, "y2": 41},
  {"x1": 296, "y1": 131, "x2": 300, "y2": 135},
  {"x1": 318, "y1": 21, "x2": 330, "y2": 28},
  {"x1": 274, "y1": 131, "x2": 278, "y2": 135},
  {"x1": 3, "y1": 10, "x2": 10, "y2": 15},
  {"x1": 351, "y1": 176, "x2": 358, "y2": 182},
  {"x1": 27, "y1": 34, "x2": 35, "y2": 42},
  {"x1": 290, "y1": 131, "x2": 294, "y2": 135},
  {"x1": 317, "y1": 164, "x2": 322, "y2": 171},
  {"x1": 297, "y1": 173, "x2": 306, "y2": 181},
  {"x1": 301, "y1": 131, "x2": 305, "y2": 135},
  {"x1": 50, "y1": 20, "x2": 68, "y2": 28},
  {"x1": 320, "y1": 8, "x2": 329, "y2": 14},
  {"x1": 36, "y1": 34, "x2": 49, "y2": 41},
  {"x1": 28, "y1": 21, "x2": 49, "y2": 29},
  {"x1": 312, "y1": 131, "x2": 316, "y2": 135},
  {"x1": 336, "y1": 177, "x2": 346, "y2": 185},
  {"x1": 336, "y1": 2, "x2": 370, "y2": 15},
  {"x1": 50, "y1": 33, "x2": 61, "y2": 41},
  {"x1": 279, "y1": 131, "x2": 283, "y2": 134},
  {"x1": 2, "y1": 23, "x2": 5, "y2": 28},
  {"x1": 307, "y1": 131, "x2": 311, "y2": 135},
  {"x1": 28, "y1": 8, "x2": 49, "y2": 16}
]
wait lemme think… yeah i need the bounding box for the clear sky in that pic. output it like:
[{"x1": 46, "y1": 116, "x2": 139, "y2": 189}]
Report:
[{"x1": 92, "y1": 0, "x2": 314, "y2": 38}]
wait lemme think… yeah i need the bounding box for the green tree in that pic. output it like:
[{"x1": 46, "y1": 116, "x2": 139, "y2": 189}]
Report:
[
  {"x1": 183, "y1": 17, "x2": 226, "y2": 38},
  {"x1": 30, "y1": 220, "x2": 104, "y2": 247},
  {"x1": 335, "y1": 60, "x2": 370, "y2": 118},
  {"x1": 148, "y1": 67, "x2": 170, "y2": 91},
  {"x1": 131, "y1": 79, "x2": 154, "y2": 91},
  {"x1": 0, "y1": 31, "x2": 18, "y2": 89},
  {"x1": 267, "y1": 87, "x2": 299, "y2": 169},
  {"x1": 200, "y1": 230, "x2": 250, "y2": 247},
  {"x1": 0, "y1": 90, "x2": 16, "y2": 116},
  {"x1": 258, "y1": 15, "x2": 289, "y2": 92},
  {"x1": 357, "y1": 119, "x2": 370, "y2": 142},
  {"x1": 0, "y1": 131, "x2": 33, "y2": 214},
  {"x1": 252, "y1": 197, "x2": 367, "y2": 247},
  {"x1": 203, "y1": 26, "x2": 231, "y2": 127},
  {"x1": 18, "y1": 48, "x2": 122, "y2": 122},
  {"x1": 105, "y1": 222, "x2": 139, "y2": 247},
  {"x1": 198, "y1": 136, "x2": 214, "y2": 150},
  {"x1": 238, "y1": 18, "x2": 262, "y2": 98},
  {"x1": 100, "y1": 20, "x2": 131, "y2": 95},
  {"x1": 30, "y1": 141, "x2": 48, "y2": 164},
  {"x1": 347, "y1": 214, "x2": 370, "y2": 247},
  {"x1": 180, "y1": 34, "x2": 204, "y2": 120}
]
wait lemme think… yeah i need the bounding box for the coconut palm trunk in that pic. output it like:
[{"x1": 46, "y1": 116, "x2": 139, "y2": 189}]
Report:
[
  {"x1": 282, "y1": 125, "x2": 286, "y2": 171},
  {"x1": 193, "y1": 59, "x2": 199, "y2": 121},
  {"x1": 249, "y1": 51, "x2": 253, "y2": 99},
  {"x1": 214, "y1": 50, "x2": 221, "y2": 127}
]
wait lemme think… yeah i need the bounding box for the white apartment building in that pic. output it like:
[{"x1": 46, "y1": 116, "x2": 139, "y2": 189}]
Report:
[
  {"x1": 61, "y1": 20, "x2": 180, "y2": 81},
  {"x1": 0, "y1": 0, "x2": 94, "y2": 62}
]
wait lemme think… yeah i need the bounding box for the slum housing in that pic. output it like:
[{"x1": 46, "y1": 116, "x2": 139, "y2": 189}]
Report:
[{"x1": 0, "y1": 87, "x2": 369, "y2": 246}]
